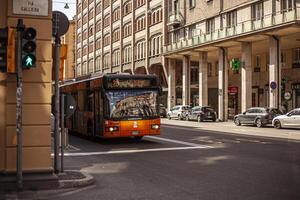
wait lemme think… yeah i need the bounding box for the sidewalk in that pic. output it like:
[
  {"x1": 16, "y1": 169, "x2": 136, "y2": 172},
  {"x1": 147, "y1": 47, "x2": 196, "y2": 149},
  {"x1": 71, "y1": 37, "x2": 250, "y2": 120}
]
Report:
[
  {"x1": 0, "y1": 170, "x2": 94, "y2": 200},
  {"x1": 161, "y1": 118, "x2": 300, "y2": 141}
]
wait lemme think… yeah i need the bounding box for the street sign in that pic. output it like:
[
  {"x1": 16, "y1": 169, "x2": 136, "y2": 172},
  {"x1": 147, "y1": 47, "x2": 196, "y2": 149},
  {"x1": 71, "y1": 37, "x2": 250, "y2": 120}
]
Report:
[
  {"x1": 52, "y1": 11, "x2": 70, "y2": 37},
  {"x1": 13, "y1": 0, "x2": 49, "y2": 16},
  {"x1": 284, "y1": 92, "x2": 292, "y2": 101},
  {"x1": 270, "y1": 81, "x2": 277, "y2": 90}
]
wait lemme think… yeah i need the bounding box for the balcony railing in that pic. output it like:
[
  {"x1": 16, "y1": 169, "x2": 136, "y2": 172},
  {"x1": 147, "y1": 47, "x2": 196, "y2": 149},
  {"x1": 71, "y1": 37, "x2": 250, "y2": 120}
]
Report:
[
  {"x1": 167, "y1": 11, "x2": 184, "y2": 26},
  {"x1": 165, "y1": 8, "x2": 300, "y2": 54}
]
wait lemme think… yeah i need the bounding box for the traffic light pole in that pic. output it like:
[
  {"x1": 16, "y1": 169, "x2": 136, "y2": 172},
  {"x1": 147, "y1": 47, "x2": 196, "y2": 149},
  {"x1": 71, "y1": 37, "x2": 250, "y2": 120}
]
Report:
[
  {"x1": 16, "y1": 19, "x2": 25, "y2": 190},
  {"x1": 54, "y1": 34, "x2": 61, "y2": 174}
]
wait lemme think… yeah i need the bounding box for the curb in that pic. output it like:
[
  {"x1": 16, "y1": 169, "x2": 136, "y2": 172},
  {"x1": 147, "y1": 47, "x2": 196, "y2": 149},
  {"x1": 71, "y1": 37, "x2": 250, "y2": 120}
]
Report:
[{"x1": 59, "y1": 170, "x2": 95, "y2": 189}]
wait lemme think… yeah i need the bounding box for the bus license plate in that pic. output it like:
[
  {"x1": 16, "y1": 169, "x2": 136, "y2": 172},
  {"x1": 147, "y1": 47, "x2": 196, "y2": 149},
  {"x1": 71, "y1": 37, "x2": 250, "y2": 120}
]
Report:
[{"x1": 132, "y1": 131, "x2": 139, "y2": 135}]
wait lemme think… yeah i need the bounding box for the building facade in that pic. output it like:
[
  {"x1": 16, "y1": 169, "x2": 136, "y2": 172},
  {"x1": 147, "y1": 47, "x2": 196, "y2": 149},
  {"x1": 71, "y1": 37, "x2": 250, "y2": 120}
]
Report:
[
  {"x1": 0, "y1": 0, "x2": 53, "y2": 174},
  {"x1": 62, "y1": 19, "x2": 76, "y2": 80},
  {"x1": 164, "y1": 0, "x2": 300, "y2": 121},
  {"x1": 75, "y1": 0, "x2": 168, "y2": 99}
]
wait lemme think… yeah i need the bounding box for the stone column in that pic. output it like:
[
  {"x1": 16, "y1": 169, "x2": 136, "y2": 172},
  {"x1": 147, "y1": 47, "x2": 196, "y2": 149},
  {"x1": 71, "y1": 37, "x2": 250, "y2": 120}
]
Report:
[
  {"x1": 167, "y1": 59, "x2": 176, "y2": 111},
  {"x1": 182, "y1": 56, "x2": 190, "y2": 106},
  {"x1": 269, "y1": 36, "x2": 281, "y2": 108},
  {"x1": 218, "y1": 48, "x2": 229, "y2": 121},
  {"x1": 241, "y1": 42, "x2": 252, "y2": 112},
  {"x1": 198, "y1": 52, "x2": 208, "y2": 106}
]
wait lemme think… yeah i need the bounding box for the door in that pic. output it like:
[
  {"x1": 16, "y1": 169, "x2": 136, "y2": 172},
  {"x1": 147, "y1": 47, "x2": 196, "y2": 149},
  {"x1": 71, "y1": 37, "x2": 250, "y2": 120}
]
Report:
[
  {"x1": 192, "y1": 108, "x2": 200, "y2": 120},
  {"x1": 287, "y1": 110, "x2": 300, "y2": 127},
  {"x1": 293, "y1": 110, "x2": 300, "y2": 127}
]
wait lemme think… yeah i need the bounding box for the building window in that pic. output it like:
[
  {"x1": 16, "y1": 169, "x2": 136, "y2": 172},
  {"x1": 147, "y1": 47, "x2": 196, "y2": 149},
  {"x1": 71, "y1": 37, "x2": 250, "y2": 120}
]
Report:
[
  {"x1": 103, "y1": 53, "x2": 110, "y2": 69},
  {"x1": 293, "y1": 48, "x2": 300, "y2": 68},
  {"x1": 88, "y1": 9, "x2": 94, "y2": 20},
  {"x1": 83, "y1": 0, "x2": 88, "y2": 9},
  {"x1": 189, "y1": 0, "x2": 196, "y2": 9},
  {"x1": 281, "y1": 0, "x2": 294, "y2": 12},
  {"x1": 95, "y1": 56, "x2": 101, "y2": 71},
  {"x1": 104, "y1": 15, "x2": 110, "y2": 28},
  {"x1": 95, "y1": 38, "x2": 101, "y2": 50},
  {"x1": 135, "y1": 40, "x2": 145, "y2": 60},
  {"x1": 281, "y1": 52, "x2": 286, "y2": 68},
  {"x1": 77, "y1": 64, "x2": 81, "y2": 76},
  {"x1": 77, "y1": 49, "x2": 81, "y2": 58},
  {"x1": 251, "y1": 2, "x2": 263, "y2": 20},
  {"x1": 88, "y1": 59, "x2": 94, "y2": 73},
  {"x1": 254, "y1": 55, "x2": 261, "y2": 72},
  {"x1": 103, "y1": 0, "x2": 110, "y2": 9},
  {"x1": 112, "y1": 8, "x2": 120, "y2": 22},
  {"x1": 88, "y1": 26, "x2": 94, "y2": 37},
  {"x1": 82, "y1": 29, "x2": 87, "y2": 40},
  {"x1": 226, "y1": 10, "x2": 237, "y2": 28},
  {"x1": 136, "y1": 0, "x2": 145, "y2": 8},
  {"x1": 150, "y1": 35, "x2": 162, "y2": 57},
  {"x1": 82, "y1": 61, "x2": 87, "y2": 75},
  {"x1": 123, "y1": 23, "x2": 132, "y2": 38},
  {"x1": 208, "y1": 63, "x2": 212, "y2": 77},
  {"x1": 206, "y1": 18, "x2": 215, "y2": 34},
  {"x1": 123, "y1": 1, "x2": 132, "y2": 16},
  {"x1": 112, "y1": 29, "x2": 120, "y2": 43},
  {"x1": 136, "y1": 15, "x2": 146, "y2": 32},
  {"x1": 103, "y1": 34, "x2": 110, "y2": 46},
  {"x1": 77, "y1": 33, "x2": 82, "y2": 42},
  {"x1": 96, "y1": 3, "x2": 101, "y2": 14},
  {"x1": 96, "y1": 20, "x2": 101, "y2": 33},
  {"x1": 77, "y1": 4, "x2": 82, "y2": 14},
  {"x1": 123, "y1": 45, "x2": 132, "y2": 64},
  {"x1": 83, "y1": 45, "x2": 87, "y2": 56},
  {"x1": 112, "y1": 50, "x2": 120, "y2": 67},
  {"x1": 150, "y1": 7, "x2": 163, "y2": 26},
  {"x1": 83, "y1": 14, "x2": 88, "y2": 24},
  {"x1": 88, "y1": 41, "x2": 94, "y2": 53}
]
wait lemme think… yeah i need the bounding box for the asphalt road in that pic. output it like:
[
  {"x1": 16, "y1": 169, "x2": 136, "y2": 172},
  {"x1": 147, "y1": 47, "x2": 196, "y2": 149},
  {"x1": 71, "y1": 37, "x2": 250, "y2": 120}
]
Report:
[{"x1": 51, "y1": 125, "x2": 300, "y2": 200}]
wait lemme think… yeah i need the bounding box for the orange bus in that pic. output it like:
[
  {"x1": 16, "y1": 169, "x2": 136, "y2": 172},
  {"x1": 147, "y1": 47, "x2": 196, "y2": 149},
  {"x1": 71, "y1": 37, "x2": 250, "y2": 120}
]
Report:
[{"x1": 61, "y1": 73, "x2": 161, "y2": 139}]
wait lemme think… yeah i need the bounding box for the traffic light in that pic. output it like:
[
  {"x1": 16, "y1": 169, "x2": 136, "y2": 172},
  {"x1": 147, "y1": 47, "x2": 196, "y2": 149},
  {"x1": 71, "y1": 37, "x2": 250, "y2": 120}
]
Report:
[
  {"x1": 0, "y1": 28, "x2": 7, "y2": 72},
  {"x1": 22, "y1": 27, "x2": 36, "y2": 69}
]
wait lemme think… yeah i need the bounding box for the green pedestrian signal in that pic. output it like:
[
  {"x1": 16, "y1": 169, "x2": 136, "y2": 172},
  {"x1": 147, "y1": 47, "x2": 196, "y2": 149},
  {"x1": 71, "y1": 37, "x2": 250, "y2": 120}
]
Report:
[
  {"x1": 22, "y1": 27, "x2": 36, "y2": 69},
  {"x1": 22, "y1": 54, "x2": 36, "y2": 67}
]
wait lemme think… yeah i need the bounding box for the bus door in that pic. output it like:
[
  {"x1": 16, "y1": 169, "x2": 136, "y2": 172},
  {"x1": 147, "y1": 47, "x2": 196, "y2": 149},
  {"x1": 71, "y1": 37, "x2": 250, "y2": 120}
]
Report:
[{"x1": 94, "y1": 90, "x2": 104, "y2": 136}]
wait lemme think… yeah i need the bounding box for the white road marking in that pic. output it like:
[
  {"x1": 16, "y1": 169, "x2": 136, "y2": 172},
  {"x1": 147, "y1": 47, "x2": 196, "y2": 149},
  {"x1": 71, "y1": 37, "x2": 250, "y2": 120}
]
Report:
[
  {"x1": 146, "y1": 136, "x2": 212, "y2": 148},
  {"x1": 54, "y1": 146, "x2": 212, "y2": 157},
  {"x1": 66, "y1": 144, "x2": 81, "y2": 151}
]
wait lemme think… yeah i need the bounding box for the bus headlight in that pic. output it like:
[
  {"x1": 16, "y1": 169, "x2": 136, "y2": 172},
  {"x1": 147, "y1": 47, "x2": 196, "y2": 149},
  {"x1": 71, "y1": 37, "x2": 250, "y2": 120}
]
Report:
[
  {"x1": 151, "y1": 124, "x2": 160, "y2": 130},
  {"x1": 106, "y1": 126, "x2": 119, "y2": 132}
]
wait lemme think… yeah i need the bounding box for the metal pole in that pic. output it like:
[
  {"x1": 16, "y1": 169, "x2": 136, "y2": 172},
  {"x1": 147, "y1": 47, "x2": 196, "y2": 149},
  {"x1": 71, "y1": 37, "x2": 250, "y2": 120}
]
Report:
[
  {"x1": 16, "y1": 19, "x2": 24, "y2": 190},
  {"x1": 54, "y1": 35, "x2": 61, "y2": 174},
  {"x1": 60, "y1": 94, "x2": 65, "y2": 173}
]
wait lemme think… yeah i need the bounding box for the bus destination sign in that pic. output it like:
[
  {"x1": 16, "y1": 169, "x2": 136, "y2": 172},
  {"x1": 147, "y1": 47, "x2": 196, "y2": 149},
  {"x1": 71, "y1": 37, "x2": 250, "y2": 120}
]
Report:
[{"x1": 108, "y1": 78, "x2": 152, "y2": 89}]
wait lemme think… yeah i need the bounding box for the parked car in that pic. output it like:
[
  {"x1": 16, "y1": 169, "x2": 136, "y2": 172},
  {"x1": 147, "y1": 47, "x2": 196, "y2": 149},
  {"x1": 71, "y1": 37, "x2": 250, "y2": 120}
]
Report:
[
  {"x1": 167, "y1": 105, "x2": 191, "y2": 120},
  {"x1": 272, "y1": 108, "x2": 300, "y2": 129},
  {"x1": 186, "y1": 106, "x2": 217, "y2": 122},
  {"x1": 159, "y1": 104, "x2": 167, "y2": 118},
  {"x1": 234, "y1": 107, "x2": 282, "y2": 128}
]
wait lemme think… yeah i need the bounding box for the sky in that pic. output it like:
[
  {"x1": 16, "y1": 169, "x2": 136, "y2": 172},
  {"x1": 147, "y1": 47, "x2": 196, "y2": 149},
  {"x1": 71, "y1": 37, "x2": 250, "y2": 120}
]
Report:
[{"x1": 52, "y1": 0, "x2": 76, "y2": 20}]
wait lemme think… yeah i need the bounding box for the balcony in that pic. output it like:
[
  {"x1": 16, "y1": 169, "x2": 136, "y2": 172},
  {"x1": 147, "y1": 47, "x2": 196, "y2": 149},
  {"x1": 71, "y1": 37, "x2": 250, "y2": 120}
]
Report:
[
  {"x1": 165, "y1": 8, "x2": 300, "y2": 54},
  {"x1": 167, "y1": 11, "x2": 184, "y2": 27}
]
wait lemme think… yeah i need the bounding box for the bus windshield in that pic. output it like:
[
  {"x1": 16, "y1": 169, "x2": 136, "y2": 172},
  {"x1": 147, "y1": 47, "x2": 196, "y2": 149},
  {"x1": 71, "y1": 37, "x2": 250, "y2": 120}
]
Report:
[{"x1": 105, "y1": 90, "x2": 159, "y2": 119}]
